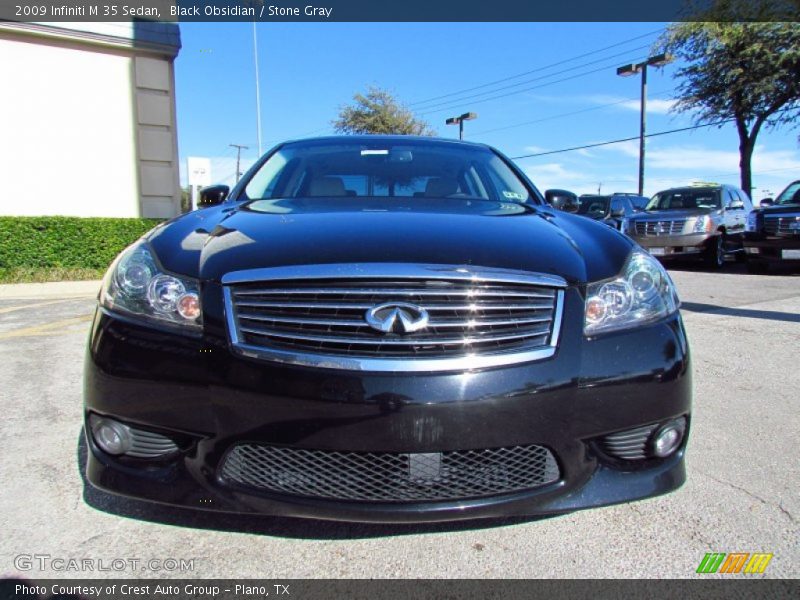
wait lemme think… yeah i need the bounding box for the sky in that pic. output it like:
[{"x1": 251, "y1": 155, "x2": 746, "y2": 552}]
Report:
[{"x1": 174, "y1": 22, "x2": 800, "y2": 201}]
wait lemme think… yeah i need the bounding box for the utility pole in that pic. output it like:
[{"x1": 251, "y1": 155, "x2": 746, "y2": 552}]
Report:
[{"x1": 230, "y1": 144, "x2": 249, "y2": 183}]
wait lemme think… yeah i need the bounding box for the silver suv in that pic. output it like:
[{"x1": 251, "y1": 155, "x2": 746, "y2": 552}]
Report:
[{"x1": 629, "y1": 184, "x2": 753, "y2": 268}]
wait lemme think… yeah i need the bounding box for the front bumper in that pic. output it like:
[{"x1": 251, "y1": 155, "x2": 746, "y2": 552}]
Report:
[
  {"x1": 744, "y1": 234, "x2": 800, "y2": 261},
  {"x1": 83, "y1": 287, "x2": 692, "y2": 523},
  {"x1": 629, "y1": 233, "x2": 710, "y2": 257}
]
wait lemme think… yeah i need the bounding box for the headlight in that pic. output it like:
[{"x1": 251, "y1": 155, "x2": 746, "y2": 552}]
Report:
[
  {"x1": 100, "y1": 241, "x2": 202, "y2": 331},
  {"x1": 746, "y1": 211, "x2": 759, "y2": 232},
  {"x1": 693, "y1": 215, "x2": 712, "y2": 233},
  {"x1": 584, "y1": 250, "x2": 679, "y2": 335}
]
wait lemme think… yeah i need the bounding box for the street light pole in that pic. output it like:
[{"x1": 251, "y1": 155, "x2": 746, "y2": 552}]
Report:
[
  {"x1": 617, "y1": 53, "x2": 671, "y2": 196},
  {"x1": 638, "y1": 62, "x2": 647, "y2": 197},
  {"x1": 446, "y1": 112, "x2": 478, "y2": 140},
  {"x1": 253, "y1": 21, "x2": 263, "y2": 156}
]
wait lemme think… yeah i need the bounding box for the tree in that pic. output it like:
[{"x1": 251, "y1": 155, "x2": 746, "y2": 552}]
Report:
[
  {"x1": 333, "y1": 87, "x2": 436, "y2": 136},
  {"x1": 658, "y1": 1, "x2": 800, "y2": 195}
]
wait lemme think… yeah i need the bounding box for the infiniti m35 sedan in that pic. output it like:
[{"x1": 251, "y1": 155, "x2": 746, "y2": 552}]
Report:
[{"x1": 84, "y1": 136, "x2": 690, "y2": 523}]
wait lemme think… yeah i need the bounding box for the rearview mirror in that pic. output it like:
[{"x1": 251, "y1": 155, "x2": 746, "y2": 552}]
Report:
[
  {"x1": 760, "y1": 198, "x2": 774, "y2": 207},
  {"x1": 545, "y1": 189, "x2": 578, "y2": 212},
  {"x1": 199, "y1": 184, "x2": 230, "y2": 207}
]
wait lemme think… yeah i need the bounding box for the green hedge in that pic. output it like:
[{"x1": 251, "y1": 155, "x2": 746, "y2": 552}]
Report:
[{"x1": 0, "y1": 217, "x2": 163, "y2": 272}]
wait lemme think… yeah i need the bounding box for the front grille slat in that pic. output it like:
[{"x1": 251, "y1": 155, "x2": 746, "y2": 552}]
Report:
[
  {"x1": 635, "y1": 219, "x2": 686, "y2": 236},
  {"x1": 239, "y1": 325, "x2": 552, "y2": 346},
  {"x1": 236, "y1": 300, "x2": 555, "y2": 311},
  {"x1": 235, "y1": 287, "x2": 556, "y2": 299},
  {"x1": 220, "y1": 443, "x2": 560, "y2": 502},
  {"x1": 224, "y1": 267, "x2": 564, "y2": 369},
  {"x1": 764, "y1": 215, "x2": 800, "y2": 236}
]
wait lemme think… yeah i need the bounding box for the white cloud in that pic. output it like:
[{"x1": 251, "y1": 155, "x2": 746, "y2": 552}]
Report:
[{"x1": 584, "y1": 94, "x2": 677, "y2": 115}]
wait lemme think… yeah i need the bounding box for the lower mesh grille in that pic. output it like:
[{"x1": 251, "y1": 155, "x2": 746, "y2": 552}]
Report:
[{"x1": 219, "y1": 444, "x2": 560, "y2": 502}]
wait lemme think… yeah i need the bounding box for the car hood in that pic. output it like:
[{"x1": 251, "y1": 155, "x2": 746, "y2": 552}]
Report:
[
  {"x1": 758, "y1": 203, "x2": 800, "y2": 215},
  {"x1": 635, "y1": 208, "x2": 716, "y2": 220},
  {"x1": 148, "y1": 199, "x2": 634, "y2": 285}
]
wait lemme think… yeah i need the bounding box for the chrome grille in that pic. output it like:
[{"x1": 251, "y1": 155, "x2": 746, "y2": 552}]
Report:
[
  {"x1": 764, "y1": 215, "x2": 800, "y2": 236},
  {"x1": 634, "y1": 220, "x2": 687, "y2": 236},
  {"x1": 223, "y1": 264, "x2": 565, "y2": 372},
  {"x1": 219, "y1": 443, "x2": 560, "y2": 502}
]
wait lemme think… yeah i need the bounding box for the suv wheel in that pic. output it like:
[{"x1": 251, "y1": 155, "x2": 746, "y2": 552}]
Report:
[{"x1": 703, "y1": 235, "x2": 725, "y2": 269}]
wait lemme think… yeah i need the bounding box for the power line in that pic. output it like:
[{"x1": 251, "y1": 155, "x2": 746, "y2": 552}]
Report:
[
  {"x1": 419, "y1": 54, "x2": 665, "y2": 117},
  {"x1": 417, "y1": 46, "x2": 656, "y2": 115},
  {"x1": 408, "y1": 28, "x2": 664, "y2": 108},
  {"x1": 471, "y1": 90, "x2": 672, "y2": 137},
  {"x1": 511, "y1": 105, "x2": 798, "y2": 160},
  {"x1": 510, "y1": 120, "x2": 736, "y2": 160}
]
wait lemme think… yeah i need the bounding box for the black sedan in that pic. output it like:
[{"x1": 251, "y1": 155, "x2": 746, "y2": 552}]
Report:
[{"x1": 84, "y1": 136, "x2": 691, "y2": 523}]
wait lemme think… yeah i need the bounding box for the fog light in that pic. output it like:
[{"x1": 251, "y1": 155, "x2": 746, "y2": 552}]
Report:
[
  {"x1": 651, "y1": 419, "x2": 685, "y2": 457},
  {"x1": 91, "y1": 418, "x2": 133, "y2": 455}
]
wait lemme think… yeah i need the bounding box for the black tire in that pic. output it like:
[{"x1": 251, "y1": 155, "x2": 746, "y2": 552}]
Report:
[
  {"x1": 746, "y1": 259, "x2": 769, "y2": 274},
  {"x1": 703, "y1": 235, "x2": 725, "y2": 269}
]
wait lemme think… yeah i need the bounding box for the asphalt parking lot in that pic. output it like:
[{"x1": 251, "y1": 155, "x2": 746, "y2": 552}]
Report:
[{"x1": 0, "y1": 264, "x2": 798, "y2": 579}]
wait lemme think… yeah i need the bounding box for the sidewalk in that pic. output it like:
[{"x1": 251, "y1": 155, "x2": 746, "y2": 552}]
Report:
[{"x1": 0, "y1": 280, "x2": 101, "y2": 299}]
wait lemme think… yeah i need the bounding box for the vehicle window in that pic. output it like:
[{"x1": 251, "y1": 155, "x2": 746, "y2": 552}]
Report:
[
  {"x1": 610, "y1": 198, "x2": 624, "y2": 214},
  {"x1": 733, "y1": 189, "x2": 751, "y2": 209},
  {"x1": 776, "y1": 182, "x2": 800, "y2": 205},
  {"x1": 243, "y1": 141, "x2": 534, "y2": 203},
  {"x1": 577, "y1": 196, "x2": 610, "y2": 215},
  {"x1": 646, "y1": 189, "x2": 721, "y2": 210}
]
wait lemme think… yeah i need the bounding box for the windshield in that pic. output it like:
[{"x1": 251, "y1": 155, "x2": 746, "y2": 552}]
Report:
[
  {"x1": 646, "y1": 189, "x2": 721, "y2": 211},
  {"x1": 243, "y1": 140, "x2": 534, "y2": 204},
  {"x1": 577, "y1": 196, "x2": 610, "y2": 215},
  {"x1": 776, "y1": 181, "x2": 800, "y2": 205}
]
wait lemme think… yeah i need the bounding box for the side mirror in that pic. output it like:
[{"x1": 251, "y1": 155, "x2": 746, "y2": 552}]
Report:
[
  {"x1": 759, "y1": 198, "x2": 774, "y2": 207},
  {"x1": 545, "y1": 189, "x2": 578, "y2": 212},
  {"x1": 198, "y1": 184, "x2": 230, "y2": 207}
]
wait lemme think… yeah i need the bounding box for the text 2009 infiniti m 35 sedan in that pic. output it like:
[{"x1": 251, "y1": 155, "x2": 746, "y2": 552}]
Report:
[{"x1": 84, "y1": 136, "x2": 690, "y2": 523}]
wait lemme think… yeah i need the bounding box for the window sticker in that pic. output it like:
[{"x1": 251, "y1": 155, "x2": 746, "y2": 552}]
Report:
[{"x1": 502, "y1": 191, "x2": 526, "y2": 200}]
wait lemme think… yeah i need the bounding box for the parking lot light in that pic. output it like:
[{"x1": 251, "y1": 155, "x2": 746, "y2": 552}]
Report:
[
  {"x1": 617, "y1": 54, "x2": 673, "y2": 195},
  {"x1": 446, "y1": 112, "x2": 478, "y2": 140}
]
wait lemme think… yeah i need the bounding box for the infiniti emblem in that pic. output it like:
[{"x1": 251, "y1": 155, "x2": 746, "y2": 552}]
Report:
[{"x1": 365, "y1": 302, "x2": 429, "y2": 334}]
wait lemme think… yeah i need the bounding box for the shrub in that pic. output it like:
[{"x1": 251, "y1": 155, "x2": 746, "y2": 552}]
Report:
[{"x1": 0, "y1": 217, "x2": 163, "y2": 278}]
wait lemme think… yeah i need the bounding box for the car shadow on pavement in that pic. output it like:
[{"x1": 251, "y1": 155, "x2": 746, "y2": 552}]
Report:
[
  {"x1": 77, "y1": 429, "x2": 562, "y2": 540},
  {"x1": 679, "y1": 302, "x2": 800, "y2": 323}
]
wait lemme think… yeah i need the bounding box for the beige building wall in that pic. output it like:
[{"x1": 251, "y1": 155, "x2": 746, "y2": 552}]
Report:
[{"x1": 0, "y1": 24, "x2": 180, "y2": 218}]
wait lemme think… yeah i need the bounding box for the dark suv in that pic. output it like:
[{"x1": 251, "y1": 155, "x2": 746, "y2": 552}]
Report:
[
  {"x1": 84, "y1": 136, "x2": 690, "y2": 523},
  {"x1": 629, "y1": 184, "x2": 752, "y2": 268},
  {"x1": 744, "y1": 180, "x2": 800, "y2": 272},
  {"x1": 575, "y1": 193, "x2": 647, "y2": 232}
]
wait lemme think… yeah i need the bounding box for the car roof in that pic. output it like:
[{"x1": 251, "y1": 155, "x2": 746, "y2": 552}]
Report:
[{"x1": 281, "y1": 135, "x2": 492, "y2": 151}]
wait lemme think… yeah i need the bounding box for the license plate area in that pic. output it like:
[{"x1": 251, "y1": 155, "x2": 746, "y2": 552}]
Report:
[
  {"x1": 649, "y1": 247, "x2": 667, "y2": 256},
  {"x1": 782, "y1": 249, "x2": 800, "y2": 259}
]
